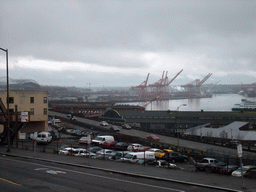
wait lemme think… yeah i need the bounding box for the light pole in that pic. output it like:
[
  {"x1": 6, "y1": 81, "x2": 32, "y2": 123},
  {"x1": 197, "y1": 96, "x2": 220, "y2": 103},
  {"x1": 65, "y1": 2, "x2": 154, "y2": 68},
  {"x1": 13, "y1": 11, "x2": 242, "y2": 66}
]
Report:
[
  {"x1": 0, "y1": 47, "x2": 10, "y2": 152},
  {"x1": 177, "y1": 104, "x2": 187, "y2": 147}
]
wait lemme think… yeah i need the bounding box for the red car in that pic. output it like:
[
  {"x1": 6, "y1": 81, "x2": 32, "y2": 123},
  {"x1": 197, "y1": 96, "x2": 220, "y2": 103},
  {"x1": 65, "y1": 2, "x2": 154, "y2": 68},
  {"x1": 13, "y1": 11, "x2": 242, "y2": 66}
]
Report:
[
  {"x1": 146, "y1": 134, "x2": 160, "y2": 141},
  {"x1": 102, "y1": 140, "x2": 116, "y2": 148},
  {"x1": 134, "y1": 146, "x2": 151, "y2": 152},
  {"x1": 122, "y1": 124, "x2": 131, "y2": 130}
]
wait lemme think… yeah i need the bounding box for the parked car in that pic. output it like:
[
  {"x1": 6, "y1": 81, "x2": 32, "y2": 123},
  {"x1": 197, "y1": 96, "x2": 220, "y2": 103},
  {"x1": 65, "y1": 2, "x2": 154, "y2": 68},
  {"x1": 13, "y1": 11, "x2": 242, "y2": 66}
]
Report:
[
  {"x1": 146, "y1": 134, "x2": 160, "y2": 141},
  {"x1": 88, "y1": 146, "x2": 103, "y2": 153},
  {"x1": 134, "y1": 146, "x2": 151, "y2": 152},
  {"x1": 96, "y1": 149, "x2": 114, "y2": 157},
  {"x1": 123, "y1": 151, "x2": 155, "y2": 163},
  {"x1": 163, "y1": 152, "x2": 188, "y2": 163},
  {"x1": 56, "y1": 145, "x2": 71, "y2": 153},
  {"x1": 110, "y1": 126, "x2": 120, "y2": 132},
  {"x1": 73, "y1": 149, "x2": 96, "y2": 157},
  {"x1": 36, "y1": 132, "x2": 52, "y2": 144},
  {"x1": 79, "y1": 136, "x2": 92, "y2": 144},
  {"x1": 65, "y1": 128, "x2": 76, "y2": 134},
  {"x1": 58, "y1": 147, "x2": 80, "y2": 155},
  {"x1": 127, "y1": 143, "x2": 143, "y2": 151},
  {"x1": 100, "y1": 121, "x2": 109, "y2": 126},
  {"x1": 92, "y1": 135, "x2": 114, "y2": 145},
  {"x1": 220, "y1": 165, "x2": 239, "y2": 175},
  {"x1": 115, "y1": 142, "x2": 129, "y2": 151},
  {"x1": 110, "y1": 151, "x2": 132, "y2": 161},
  {"x1": 102, "y1": 140, "x2": 117, "y2": 148},
  {"x1": 196, "y1": 158, "x2": 225, "y2": 171},
  {"x1": 155, "y1": 149, "x2": 173, "y2": 159},
  {"x1": 147, "y1": 148, "x2": 163, "y2": 153},
  {"x1": 232, "y1": 166, "x2": 256, "y2": 177},
  {"x1": 244, "y1": 168, "x2": 256, "y2": 178},
  {"x1": 72, "y1": 148, "x2": 87, "y2": 156},
  {"x1": 71, "y1": 129, "x2": 83, "y2": 136},
  {"x1": 122, "y1": 124, "x2": 131, "y2": 130}
]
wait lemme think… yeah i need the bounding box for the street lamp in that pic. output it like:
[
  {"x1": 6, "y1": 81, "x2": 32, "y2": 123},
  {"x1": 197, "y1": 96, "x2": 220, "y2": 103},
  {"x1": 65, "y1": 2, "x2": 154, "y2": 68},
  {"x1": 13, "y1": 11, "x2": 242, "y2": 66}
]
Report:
[
  {"x1": 0, "y1": 47, "x2": 10, "y2": 152},
  {"x1": 177, "y1": 104, "x2": 187, "y2": 147}
]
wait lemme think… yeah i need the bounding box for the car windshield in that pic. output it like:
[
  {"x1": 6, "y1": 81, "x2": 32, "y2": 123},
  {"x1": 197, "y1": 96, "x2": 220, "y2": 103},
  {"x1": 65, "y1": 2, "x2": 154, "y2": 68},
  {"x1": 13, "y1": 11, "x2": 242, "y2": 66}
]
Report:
[
  {"x1": 94, "y1": 137, "x2": 103, "y2": 141},
  {"x1": 125, "y1": 154, "x2": 133, "y2": 158},
  {"x1": 237, "y1": 167, "x2": 250, "y2": 171}
]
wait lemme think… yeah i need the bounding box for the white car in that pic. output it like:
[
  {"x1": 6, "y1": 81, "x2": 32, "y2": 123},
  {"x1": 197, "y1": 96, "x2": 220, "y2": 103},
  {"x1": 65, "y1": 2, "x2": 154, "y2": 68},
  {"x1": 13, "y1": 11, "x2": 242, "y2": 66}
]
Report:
[
  {"x1": 73, "y1": 149, "x2": 96, "y2": 157},
  {"x1": 127, "y1": 143, "x2": 143, "y2": 151},
  {"x1": 100, "y1": 121, "x2": 109, "y2": 126},
  {"x1": 59, "y1": 147, "x2": 73, "y2": 155},
  {"x1": 147, "y1": 148, "x2": 163, "y2": 153},
  {"x1": 232, "y1": 166, "x2": 256, "y2": 177},
  {"x1": 79, "y1": 136, "x2": 92, "y2": 144},
  {"x1": 96, "y1": 149, "x2": 113, "y2": 157},
  {"x1": 35, "y1": 132, "x2": 52, "y2": 144},
  {"x1": 59, "y1": 147, "x2": 84, "y2": 155}
]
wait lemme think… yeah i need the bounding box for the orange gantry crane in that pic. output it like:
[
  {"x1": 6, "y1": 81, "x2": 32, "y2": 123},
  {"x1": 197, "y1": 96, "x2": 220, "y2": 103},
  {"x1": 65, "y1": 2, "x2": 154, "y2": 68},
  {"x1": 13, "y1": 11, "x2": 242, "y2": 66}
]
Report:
[
  {"x1": 181, "y1": 73, "x2": 212, "y2": 97},
  {"x1": 147, "y1": 71, "x2": 166, "y2": 99},
  {"x1": 132, "y1": 73, "x2": 150, "y2": 100},
  {"x1": 148, "y1": 69, "x2": 183, "y2": 99}
]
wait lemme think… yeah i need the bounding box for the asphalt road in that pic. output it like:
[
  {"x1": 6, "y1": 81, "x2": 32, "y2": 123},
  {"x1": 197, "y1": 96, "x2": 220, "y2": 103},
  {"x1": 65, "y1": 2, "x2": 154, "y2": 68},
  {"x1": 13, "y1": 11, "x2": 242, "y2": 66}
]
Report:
[{"x1": 0, "y1": 155, "x2": 238, "y2": 192}]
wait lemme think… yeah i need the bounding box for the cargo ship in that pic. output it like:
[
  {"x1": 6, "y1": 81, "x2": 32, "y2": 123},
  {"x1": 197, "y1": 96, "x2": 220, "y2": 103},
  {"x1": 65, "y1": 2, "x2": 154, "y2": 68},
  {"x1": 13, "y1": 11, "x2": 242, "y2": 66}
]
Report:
[{"x1": 232, "y1": 99, "x2": 256, "y2": 111}]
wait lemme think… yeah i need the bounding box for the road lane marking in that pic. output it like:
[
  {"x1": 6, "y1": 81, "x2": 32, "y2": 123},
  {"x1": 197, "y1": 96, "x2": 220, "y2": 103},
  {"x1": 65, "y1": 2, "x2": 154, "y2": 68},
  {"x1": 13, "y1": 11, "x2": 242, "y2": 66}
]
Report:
[
  {"x1": 0, "y1": 177, "x2": 23, "y2": 186},
  {"x1": 35, "y1": 168, "x2": 66, "y2": 174},
  {"x1": 1, "y1": 157, "x2": 184, "y2": 192}
]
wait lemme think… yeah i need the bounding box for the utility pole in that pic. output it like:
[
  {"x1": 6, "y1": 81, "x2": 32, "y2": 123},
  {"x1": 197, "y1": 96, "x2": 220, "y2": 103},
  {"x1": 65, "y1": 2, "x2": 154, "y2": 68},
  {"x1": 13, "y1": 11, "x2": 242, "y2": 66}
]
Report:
[
  {"x1": 177, "y1": 104, "x2": 187, "y2": 147},
  {"x1": 0, "y1": 47, "x2": 10, "y2": 152}
]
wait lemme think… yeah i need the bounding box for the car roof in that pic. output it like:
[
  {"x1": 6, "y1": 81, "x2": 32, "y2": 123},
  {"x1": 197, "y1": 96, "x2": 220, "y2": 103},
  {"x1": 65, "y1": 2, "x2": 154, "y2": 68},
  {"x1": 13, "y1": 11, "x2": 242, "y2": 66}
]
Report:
[{"x1": 148, "y1": 148, "x2": 162, "y2": 151}]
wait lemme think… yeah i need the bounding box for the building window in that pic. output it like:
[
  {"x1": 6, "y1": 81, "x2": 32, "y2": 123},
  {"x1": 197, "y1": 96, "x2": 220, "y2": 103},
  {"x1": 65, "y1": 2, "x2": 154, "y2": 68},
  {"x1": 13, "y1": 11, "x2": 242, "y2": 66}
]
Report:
[
  {"x1": 43, "y1": 108, "x2": 47, "y2": 115},
  {"x1": 43, "y1": 97, "x2": 47, "y2": 103},
  {"x1": 30, "y1": 97, "x2": 34, "y2": 104},
  {"x1": 7, "y1": 97, "x2": 14, "y2": 104},
  {"x1": 30, "y1": 108, "x2": 34, "y2": 115}
]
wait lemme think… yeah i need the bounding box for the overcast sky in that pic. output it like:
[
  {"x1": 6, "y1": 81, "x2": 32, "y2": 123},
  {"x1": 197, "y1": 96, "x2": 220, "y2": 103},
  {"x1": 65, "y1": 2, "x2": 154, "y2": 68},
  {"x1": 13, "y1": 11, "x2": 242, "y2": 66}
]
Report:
[{"x1": 0, "y1": 0, "x2": 255, "y2": 88}]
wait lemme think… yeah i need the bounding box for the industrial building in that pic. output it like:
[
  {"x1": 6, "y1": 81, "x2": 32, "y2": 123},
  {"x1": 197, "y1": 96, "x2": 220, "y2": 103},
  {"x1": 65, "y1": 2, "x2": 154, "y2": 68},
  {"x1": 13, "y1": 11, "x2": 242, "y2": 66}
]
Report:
[{"x1": 0, "y1": 91, "x2": 48, "y2": 144}]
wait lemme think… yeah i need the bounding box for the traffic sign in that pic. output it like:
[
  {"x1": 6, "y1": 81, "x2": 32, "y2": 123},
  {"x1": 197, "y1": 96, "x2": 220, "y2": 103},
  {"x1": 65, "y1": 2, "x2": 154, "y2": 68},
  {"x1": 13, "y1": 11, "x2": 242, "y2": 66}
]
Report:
[{"x1": 237, "y1": 144, "x2": 242, "y2": 158}]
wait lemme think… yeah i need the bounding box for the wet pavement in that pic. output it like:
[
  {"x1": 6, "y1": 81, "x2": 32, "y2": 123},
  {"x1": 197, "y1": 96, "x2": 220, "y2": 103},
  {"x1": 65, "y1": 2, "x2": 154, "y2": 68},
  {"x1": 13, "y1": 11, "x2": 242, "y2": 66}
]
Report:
[{"x1": 1, "y1": 145, "x2": 256, "y2": 192}]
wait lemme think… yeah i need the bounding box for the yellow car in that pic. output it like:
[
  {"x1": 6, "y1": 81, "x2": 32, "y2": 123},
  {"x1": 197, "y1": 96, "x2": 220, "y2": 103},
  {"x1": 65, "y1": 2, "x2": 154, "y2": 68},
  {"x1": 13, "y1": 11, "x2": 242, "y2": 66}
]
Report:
[{"x1": 154, "y1": 149, "x2": 173, "y2": 159}]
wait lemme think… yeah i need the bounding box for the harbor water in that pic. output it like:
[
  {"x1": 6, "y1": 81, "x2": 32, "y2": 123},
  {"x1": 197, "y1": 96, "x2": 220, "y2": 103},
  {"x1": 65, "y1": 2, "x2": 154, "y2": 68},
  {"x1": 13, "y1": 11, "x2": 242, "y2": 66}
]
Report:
[{"x1": 120, "y1": 94, "x2": 256, "y2": 111}]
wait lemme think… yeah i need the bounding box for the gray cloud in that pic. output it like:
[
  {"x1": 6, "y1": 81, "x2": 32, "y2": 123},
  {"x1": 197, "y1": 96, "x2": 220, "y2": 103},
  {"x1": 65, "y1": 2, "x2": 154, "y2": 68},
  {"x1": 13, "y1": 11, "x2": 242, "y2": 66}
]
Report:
[{"x1": 0, "y1": 0, "x2": 256, "y2": 87}]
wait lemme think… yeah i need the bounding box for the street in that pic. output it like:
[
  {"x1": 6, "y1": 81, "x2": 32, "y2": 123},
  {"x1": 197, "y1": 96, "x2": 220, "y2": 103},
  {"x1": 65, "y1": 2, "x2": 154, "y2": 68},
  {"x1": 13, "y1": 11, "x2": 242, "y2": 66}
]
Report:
[{"x1": 0, "y1": 155, "x2": 235, "y2": 192}]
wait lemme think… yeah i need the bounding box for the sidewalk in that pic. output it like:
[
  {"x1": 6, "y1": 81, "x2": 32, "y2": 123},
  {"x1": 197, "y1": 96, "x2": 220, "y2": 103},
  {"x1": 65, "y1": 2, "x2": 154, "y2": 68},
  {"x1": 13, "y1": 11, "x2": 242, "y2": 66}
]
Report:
[{"x1": 0, "y1": 146, "x2": 255, "y2": 192}]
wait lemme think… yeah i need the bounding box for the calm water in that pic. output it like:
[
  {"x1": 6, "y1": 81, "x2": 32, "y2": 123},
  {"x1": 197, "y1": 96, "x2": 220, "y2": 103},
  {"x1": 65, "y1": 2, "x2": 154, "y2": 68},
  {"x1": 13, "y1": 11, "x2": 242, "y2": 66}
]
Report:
[{"x1": 120, "y1": 94, "x2": 256, "y2": 111}]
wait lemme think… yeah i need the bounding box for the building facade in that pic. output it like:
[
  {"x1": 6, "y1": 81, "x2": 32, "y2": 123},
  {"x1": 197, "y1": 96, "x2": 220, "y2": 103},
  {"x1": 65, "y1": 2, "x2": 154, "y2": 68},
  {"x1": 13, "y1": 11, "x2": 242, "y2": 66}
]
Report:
[{"x1": 0, "y1": 91, "x2": 48, "y2": 133}]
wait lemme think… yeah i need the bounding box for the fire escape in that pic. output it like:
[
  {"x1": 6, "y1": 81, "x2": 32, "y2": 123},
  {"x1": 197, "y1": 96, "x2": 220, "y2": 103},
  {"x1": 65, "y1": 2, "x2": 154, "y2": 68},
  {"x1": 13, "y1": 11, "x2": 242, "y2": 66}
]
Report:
[
  {"x1": 181, "y1": 73, "x2": 212, "y2": 97},
  {"x1": 0, "y1": 98, "x2": 29, "y2": 147}
]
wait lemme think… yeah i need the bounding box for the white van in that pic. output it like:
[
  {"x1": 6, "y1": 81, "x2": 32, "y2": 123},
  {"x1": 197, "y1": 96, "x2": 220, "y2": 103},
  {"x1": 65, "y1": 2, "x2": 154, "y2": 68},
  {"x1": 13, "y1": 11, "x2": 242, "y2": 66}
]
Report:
[
  {"x1": 36, "y1": 132, "x2": 52, "y2": 144},
  {"x1": 91, "y1": 135, "x2": 114, "y2": 145},
  {"x1": 123, "y1": 151, "x2": 155, "y2": 163}
]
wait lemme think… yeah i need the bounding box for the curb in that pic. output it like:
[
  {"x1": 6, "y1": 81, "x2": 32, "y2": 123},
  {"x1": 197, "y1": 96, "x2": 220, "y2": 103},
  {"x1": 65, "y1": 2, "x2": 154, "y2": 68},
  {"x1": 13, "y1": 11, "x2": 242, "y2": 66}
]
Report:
[{"x1": 0, "y1": 151, "x2": 243, "y2": 192}]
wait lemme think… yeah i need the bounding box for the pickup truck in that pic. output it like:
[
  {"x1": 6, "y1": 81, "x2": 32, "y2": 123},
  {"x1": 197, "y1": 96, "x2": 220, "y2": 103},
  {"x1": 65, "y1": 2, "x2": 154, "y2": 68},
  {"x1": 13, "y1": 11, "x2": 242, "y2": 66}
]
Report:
[
  {"x1": 154, "y1": 149, "x2": 173, "y2": 159},
  {"x1": 196, "y1": 158, "x2": 226, "y2": 172}
]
